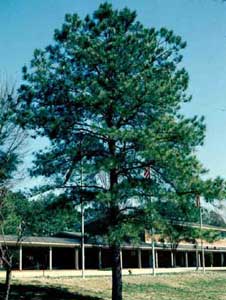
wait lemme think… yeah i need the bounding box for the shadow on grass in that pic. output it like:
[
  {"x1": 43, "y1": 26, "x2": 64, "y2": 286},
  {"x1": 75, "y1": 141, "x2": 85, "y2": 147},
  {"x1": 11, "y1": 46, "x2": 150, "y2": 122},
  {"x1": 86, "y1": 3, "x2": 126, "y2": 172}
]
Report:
[{"x1": 0, "y1": 283, "x2": 103, "y2": 300}]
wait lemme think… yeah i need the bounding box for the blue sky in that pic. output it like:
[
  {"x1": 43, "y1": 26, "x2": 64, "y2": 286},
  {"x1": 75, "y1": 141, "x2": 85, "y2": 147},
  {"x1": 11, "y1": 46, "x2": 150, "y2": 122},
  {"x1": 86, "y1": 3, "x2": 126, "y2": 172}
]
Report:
[{"x1": 1, "y1": 0, "x2": 226, "y2": 184}]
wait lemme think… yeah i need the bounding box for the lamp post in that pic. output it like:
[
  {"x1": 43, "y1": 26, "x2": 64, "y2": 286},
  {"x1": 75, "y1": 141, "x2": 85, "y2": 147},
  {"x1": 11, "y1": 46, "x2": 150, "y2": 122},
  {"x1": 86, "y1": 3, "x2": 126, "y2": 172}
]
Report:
[
  {"x1": 144, "y1": 166, "x2": 156, "y2": 275},
  {"x1": 80, "y1": 135, "x2": 85, "y2": 279},
  {"x1": 151, "y1": 227, "x2": 156, "y2": 276},
  {"x1": 200, "y1": 205, "x2": 205, "y2": 273},
  {"x1": 196, "y1": 194, "x2": 205, "y2": 273},
  {"x1": 81, "y1": 198, "x2": 85, "y2": 279}
]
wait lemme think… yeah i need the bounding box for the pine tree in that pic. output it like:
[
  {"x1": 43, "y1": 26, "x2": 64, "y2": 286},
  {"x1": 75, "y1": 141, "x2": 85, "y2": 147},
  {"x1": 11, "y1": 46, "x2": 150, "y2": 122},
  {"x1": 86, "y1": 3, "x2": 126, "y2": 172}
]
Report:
[{"x1": 17, "y1": 3, "x2": 225, "y2": 299}]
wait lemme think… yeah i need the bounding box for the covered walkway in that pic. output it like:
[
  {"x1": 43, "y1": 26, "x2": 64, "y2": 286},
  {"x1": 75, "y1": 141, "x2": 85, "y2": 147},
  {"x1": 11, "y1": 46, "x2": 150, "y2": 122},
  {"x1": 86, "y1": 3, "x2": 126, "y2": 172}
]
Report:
[{"x1": 1, "y1": 234, "x2": 226, "y2": 271}]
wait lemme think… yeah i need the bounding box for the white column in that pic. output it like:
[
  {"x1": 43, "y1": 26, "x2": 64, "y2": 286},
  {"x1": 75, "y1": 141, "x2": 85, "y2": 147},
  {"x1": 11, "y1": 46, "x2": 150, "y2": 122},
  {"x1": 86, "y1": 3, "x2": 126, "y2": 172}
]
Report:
[
  {"x1": 155, "y1": 251, "x2": 158, "y2": 268},
  {"x1": 198, "y1": 253, "x2": 201, "y2": 267},
  {"x1": 185, "y1": 252, "x2": 188, "y2": 268},
  {"x1": 75, "y1": 248, "x2": 79, "y2": 270},
  {"x1": 138, "y1": 249, "x2": 142, "y2": 268},
  {"x1": 195, "y1": 249, "x2": 199, "y2": 270},
  {"x1": 98, "y1": 248, "x2": 102, "y2": 269},
  {"x1": 49, "y1": 247, "x2": 52, "y2": 270},
  {"x1": 120, "y1": 249, "x2": 123, "y2": 269},
  {"x1": 201, "y1": 248, "x2": 205, "y2": 272},
  {"x1": 19, "y1": 245, "x2": 22, "y2": 271},
  {"x1": 171, "y1": 251, "x2": 174, "y2": 267},
  {"x1": 221, "y1": 253, "x2": 224, "y2": 267}
]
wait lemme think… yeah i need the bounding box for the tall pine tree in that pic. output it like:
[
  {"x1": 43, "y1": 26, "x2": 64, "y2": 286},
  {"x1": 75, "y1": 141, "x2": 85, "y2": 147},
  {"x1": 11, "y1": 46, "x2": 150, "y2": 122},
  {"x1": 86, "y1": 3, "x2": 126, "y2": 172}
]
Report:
[{"x1": 17, "y1": 3, "x2": 225, "y2": 299}]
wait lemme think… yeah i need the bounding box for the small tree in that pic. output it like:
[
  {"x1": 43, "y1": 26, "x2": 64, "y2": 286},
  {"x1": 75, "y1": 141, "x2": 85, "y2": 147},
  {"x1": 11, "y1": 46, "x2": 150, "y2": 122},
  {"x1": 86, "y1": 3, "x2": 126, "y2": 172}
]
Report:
[
  {"x1": 17, "y1": 3, "x2": 225, "y2": 299},
  {"x1": 0, "y1": 190, "x2": 25, "y2": 300},
  {"x1": 154, "y1": 195, "x2": 198, "y2": 267},
  {"x1": 0, "y1": 82, "x2": 26, "y2": 300}
]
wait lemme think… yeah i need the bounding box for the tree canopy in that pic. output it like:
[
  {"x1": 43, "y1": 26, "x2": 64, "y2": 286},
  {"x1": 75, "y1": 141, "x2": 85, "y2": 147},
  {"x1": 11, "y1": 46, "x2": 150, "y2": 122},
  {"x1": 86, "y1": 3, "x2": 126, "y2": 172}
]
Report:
[
  {"x1": 0, "y1": 83, "x2": 26, "y2": 189},
  {"x1": 17, "y1": 3, "x2": 226, "y2": 299},
  {"x1": 25, "y1": 193, "x2": 80, "y2": 236},
  {"x1": 1, "y1": 191, "x2": 80, "y2": 236}
]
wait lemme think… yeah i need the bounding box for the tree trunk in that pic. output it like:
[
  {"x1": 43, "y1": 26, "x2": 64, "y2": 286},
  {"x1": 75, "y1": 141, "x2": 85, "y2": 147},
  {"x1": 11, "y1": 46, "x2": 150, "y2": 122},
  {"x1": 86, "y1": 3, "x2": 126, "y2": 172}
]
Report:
[
  {"x1": 111, "y1": 245, "x2": 122, "y2": 300},
  {"x1": 4, "y1": 267, "x2": 12, "y2": 300},
  {"x1": 172, "y1": 249, "x2": 177, "y2": 268}
]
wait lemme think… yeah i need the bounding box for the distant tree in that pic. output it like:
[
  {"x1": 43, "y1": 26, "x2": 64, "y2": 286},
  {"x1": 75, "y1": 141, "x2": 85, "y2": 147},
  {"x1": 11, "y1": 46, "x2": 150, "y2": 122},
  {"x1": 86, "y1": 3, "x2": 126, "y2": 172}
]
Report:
[
  {"x1": 26, "y1": 193, "x2": 80, "y2": 236},
  {"x1": 203, "y1": 210, "x2": 226, "y2": 227},
  {"x1": 0, "y1": 190, "x2": 80, "y2": 237},
  {"x1": 0, "y1": 191, "x2": 28, "y2": 234},
  {"x1": 156, "y1": 195, "x2": 222, "y2": 268},
  {"x1": 17, "y1": 3, "x2": 225, "y2": 300},
  {"x1": 154, "y1": 194, "x2": 198, "y2": 266}
]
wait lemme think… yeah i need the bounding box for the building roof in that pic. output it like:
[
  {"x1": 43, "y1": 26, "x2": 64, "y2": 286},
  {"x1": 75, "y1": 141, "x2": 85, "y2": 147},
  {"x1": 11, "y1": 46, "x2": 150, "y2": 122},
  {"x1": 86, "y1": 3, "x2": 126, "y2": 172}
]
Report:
[
  {"x1": 2, "y1": 223, "x2": 226, "y2": 250},
  {"x1": 0, "y1": 235, "x2": 81, "y2": 247},
  {"x1": 174, "y1": 221, "x2": 226, "y2": 232}
]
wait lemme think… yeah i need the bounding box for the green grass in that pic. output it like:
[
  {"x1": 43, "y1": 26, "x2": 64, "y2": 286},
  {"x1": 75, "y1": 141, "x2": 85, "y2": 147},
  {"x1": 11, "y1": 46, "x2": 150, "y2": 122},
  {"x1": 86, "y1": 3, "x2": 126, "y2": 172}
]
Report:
[
  {"x1": 2, "y1": 272, "x2": 226, "y2": 299},
  {"x1": 123, "y1": 272, "x2": 226, "y2": 300}
]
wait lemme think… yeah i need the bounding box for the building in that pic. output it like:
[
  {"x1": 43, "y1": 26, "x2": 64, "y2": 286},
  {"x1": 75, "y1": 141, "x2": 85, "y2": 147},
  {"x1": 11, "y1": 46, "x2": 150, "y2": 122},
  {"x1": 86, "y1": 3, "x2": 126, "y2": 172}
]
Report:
[{"x1": 1, "y1": 224, "x2": 226, "y2": 271}]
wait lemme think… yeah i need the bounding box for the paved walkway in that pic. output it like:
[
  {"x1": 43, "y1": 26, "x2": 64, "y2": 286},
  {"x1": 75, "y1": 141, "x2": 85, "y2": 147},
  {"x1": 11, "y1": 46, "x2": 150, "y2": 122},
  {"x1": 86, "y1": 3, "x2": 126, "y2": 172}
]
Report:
[{"x1": 0, "y1": 267, "x2": 226, "y2": 279}]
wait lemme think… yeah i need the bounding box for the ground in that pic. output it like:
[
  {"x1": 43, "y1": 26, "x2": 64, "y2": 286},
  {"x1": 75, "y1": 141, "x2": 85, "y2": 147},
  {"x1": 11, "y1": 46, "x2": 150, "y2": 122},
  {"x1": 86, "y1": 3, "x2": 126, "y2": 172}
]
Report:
[{"x1": 1, "y1": 272, "x2": 226, "y2": 299}]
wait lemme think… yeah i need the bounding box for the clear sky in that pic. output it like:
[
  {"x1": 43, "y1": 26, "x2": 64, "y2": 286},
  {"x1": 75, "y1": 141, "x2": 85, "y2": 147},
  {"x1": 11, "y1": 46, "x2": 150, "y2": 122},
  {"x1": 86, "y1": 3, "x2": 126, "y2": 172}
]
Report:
[{"x1": 1, "y1": 0, "x2": 226, "y2": 184}]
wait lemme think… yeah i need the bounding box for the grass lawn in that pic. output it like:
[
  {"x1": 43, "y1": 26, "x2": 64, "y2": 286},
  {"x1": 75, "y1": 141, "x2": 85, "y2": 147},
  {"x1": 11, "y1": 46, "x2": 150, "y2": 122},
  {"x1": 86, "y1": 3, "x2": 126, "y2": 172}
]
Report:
[{"x1": 1, "y1": 271, "x2": 226, "y2": 299}]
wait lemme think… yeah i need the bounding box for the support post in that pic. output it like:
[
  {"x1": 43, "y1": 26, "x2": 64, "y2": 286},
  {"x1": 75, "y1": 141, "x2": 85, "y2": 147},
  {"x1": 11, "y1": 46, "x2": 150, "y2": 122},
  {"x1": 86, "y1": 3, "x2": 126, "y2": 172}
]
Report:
[
  {"x1": 155, "y1": 251, "x2": 158, "y2": 269},
  {"x1": 171, "y1": 251, "x2": 174, "y2": 268},
  {"x1": 185, "y1": 252, "x2": 188, "y2": 268},
  {"x1": 19, "y1": 245, "x2": 22, "y2": 271},
  {"x1": 120, "y1": 249, "x2": 123, "y2": 270},
  {"x1": 98, "y1": 248, "x2": 102, "y2": 270},
  {"x1": 196, "y1": 248, "x2": 199, "y2": 270},
  {"x1": 202, "y1": 251, "x2": 205, "y2": 271},
  {"x1": 221, "y1": 253, "x2": 224, "y2": 267},
  {"x1": 198, "y1": 253, "x2": 201, "y2": 268},
  {"x1": 75, "y1": 248, "x2": 79, "y2": 270},
  {"x1": 138, "y1": 249, "x2": 142, "y2": 269},
  {"x1": 201, "y1": 246, "x2": 205, "y2": 271},
  {"x1": 49, "y1": 247, "x2": 52, "y2": 270}
]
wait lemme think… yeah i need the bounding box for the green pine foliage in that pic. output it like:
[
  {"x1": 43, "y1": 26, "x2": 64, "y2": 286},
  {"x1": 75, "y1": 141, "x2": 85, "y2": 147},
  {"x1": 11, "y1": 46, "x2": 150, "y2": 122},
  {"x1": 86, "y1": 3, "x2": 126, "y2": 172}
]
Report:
[
  {"x1": 16, "y1": 3, "x2": 226, "y2": 299},
  {"x1": 18, "y1": 2, "x2": 225, "y2": 244}
]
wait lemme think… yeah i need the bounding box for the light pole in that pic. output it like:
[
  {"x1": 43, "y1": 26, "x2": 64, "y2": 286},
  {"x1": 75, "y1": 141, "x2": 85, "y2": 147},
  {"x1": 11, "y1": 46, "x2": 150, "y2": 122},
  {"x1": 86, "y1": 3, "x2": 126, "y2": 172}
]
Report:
[
  {"x1": 144, "y1": 166, "x2": 156, "y2": 276},
  {"x1": 81, "y1": 198, "x2": 85, "y2": 279},
  {"x1": 151, "y1": 227, "x2": 156, "y2": 276},
  {"x1": 200, "y1": 205, "x2": 205, "y2": 273},
  {"x1": 196, "y1": 194, "x2": 205, "y2": 273},
  {"x1": 80, "y1": 136, "x2": 85, "y2": 279}
]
